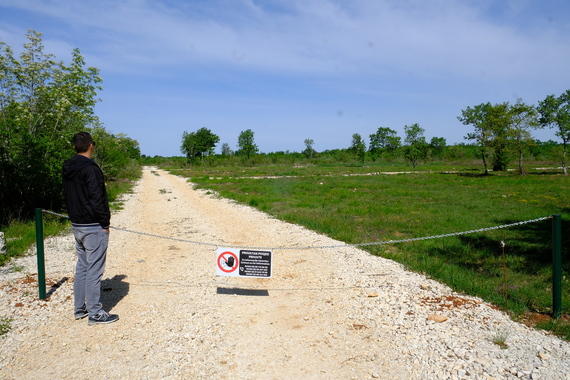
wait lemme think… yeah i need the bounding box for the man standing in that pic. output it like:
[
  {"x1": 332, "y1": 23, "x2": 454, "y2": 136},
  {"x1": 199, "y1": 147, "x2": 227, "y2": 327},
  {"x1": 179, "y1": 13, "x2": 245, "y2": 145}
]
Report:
[{"x1": 62, "y1": 132, "x2": 119, "y2": 325}]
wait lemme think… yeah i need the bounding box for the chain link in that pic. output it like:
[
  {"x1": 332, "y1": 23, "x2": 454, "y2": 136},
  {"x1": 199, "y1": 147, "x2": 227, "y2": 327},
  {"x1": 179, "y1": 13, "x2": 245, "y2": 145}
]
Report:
[{"x1": 41, "y1": 209, "x2": 551, "y2": 251}]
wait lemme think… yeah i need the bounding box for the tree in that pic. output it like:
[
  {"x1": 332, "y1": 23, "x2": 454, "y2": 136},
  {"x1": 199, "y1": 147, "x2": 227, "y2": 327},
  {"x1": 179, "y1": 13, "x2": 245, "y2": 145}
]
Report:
[
  {"x1": 485, "y1": 102, "x2": 512, "y2": 172},
  {"x1": 0, "y1": 30, "x2": 105, "y2": 225},
  {"x1": 458, "y1": 102, "x2": 512, "y2": 173},
  {"x1": 349, "y1": 133, "x2": 366, "y2": 163},
  {"x1": 221, "y1": 142, "x2": 232, "y2": 156},
  {"x1": 303, "y1": 138, "x2": 315, "y2": 159},
  {"x1": 180, "y1": 127, "x2": 220, "y2": 162},
  {"x1": 460, "y1": 100, "x2": 541, "y2": 174},
  {"x1": 236, "y1": 129, "x2": 258, "y2": 160},
  {"x1": 403, "y1": 123, "x2": 428, "y2": 168},
  {"x1": 429, "y1": 137, "x2": 447, "y2": 159},
  {"x1": 509, "y1": 99, "x2": 538, "y2": 175},
  {"x1": 458, "y1": 103, "x2": 491, "y2": 174},
  {"x1": 369, "y1": 127, "x2": 401, "y2": 159},
  {"x1": 537, "y1": 90, "x2": 570, "y2": 175}
]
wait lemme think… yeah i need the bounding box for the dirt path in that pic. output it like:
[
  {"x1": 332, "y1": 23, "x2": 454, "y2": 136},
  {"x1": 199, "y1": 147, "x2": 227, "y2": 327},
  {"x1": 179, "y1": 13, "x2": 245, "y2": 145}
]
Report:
[{"x1": 1, "y1": 167, "x2": 414, "y2": 379}]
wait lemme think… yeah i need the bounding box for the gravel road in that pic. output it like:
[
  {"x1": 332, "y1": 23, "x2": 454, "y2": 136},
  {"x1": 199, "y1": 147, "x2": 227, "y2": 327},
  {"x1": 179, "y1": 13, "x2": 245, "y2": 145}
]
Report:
[{"x1": 1, "y1": 167, "x2": 569, "y2": 379}]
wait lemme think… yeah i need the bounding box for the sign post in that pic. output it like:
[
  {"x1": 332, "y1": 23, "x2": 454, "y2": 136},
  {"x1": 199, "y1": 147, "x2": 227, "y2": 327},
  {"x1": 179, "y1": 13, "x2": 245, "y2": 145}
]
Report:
[{"x1": 35, "y1": 208, "x2": 46, "y2": 300}]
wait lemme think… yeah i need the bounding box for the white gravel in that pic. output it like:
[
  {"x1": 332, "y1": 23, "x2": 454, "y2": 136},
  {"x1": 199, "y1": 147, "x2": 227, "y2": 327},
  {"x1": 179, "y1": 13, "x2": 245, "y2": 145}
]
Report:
[{"x1": 1, "y1": 167, "x2": 569, "y2": 379}]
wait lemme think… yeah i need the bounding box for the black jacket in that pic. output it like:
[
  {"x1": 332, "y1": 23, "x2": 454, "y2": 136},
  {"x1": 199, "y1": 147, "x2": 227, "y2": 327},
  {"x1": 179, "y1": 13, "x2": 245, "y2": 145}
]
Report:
[{"x1": 62, "y1": 155, "x2": 110, "y2": 228}]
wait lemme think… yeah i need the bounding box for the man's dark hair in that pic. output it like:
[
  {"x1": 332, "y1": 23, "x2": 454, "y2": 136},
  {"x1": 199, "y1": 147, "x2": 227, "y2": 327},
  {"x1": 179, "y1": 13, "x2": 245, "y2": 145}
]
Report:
[{"x1": 72, "y1": 132, "x2": 93, "y2": 153}]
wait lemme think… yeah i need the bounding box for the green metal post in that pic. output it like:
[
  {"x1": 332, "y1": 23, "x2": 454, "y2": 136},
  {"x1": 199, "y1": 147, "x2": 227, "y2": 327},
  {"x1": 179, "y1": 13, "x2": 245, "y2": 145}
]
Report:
[
  {"x1": 35, "y1": 208, "x2": 46, "y2": 300},
  {"x1": 552, "y1": 214, "x2": 562, "y2": 319}
]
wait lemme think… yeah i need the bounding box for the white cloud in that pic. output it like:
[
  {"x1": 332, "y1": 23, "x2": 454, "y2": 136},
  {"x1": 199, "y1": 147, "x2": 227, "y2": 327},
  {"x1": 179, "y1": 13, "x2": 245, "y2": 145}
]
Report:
[{"x1": 2, "y1": 0, "x2": 568, "y2": 84}]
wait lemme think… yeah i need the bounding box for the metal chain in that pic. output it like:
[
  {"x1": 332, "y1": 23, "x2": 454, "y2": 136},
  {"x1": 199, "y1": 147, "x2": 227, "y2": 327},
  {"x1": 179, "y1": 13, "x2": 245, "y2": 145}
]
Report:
[
  {"x1": 41, "y1": 209, "x2": 551, "y2": 251},
  {"x1": 42, "y1": 210, "x2": 70, "y2": 219}
]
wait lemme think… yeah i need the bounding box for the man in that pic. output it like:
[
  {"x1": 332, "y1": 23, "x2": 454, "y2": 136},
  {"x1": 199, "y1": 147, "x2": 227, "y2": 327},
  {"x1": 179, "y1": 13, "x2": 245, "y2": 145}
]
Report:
[{"x1": 62, "y1": 132, "x2": 119, "y2": 325}]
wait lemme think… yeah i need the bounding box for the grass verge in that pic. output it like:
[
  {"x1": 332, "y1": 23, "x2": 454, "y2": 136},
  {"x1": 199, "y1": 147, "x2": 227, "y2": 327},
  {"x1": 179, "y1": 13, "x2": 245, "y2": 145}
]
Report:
[{"x1": 0, "y1": 170, "x2": 141, "y2": 267}]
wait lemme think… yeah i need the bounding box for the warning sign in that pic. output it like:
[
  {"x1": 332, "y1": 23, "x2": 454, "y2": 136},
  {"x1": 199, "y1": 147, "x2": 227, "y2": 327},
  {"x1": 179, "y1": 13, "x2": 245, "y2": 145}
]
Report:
[
  {"x1": 217, "y1": 250, "x2": 239, "y2": 274},
  {"x1": 216, "y1": 248, "x2": 272, "y2": 278}
]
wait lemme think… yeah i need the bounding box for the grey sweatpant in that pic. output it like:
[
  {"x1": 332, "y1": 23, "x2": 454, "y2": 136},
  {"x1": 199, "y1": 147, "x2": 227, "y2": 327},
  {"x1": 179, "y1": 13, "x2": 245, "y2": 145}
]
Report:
[{"x1": 72, "y1": 224, "x2": 109, "y2": 316}]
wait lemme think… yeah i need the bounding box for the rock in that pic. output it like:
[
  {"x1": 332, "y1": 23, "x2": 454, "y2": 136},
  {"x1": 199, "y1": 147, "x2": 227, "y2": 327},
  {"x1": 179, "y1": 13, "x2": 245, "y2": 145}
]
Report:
[
  {"x1": 428, "y1": 314, "x2": 448, "y2": 323},
  {"x1": 0, "y1": 232, "x2": 6, "y2": 255}
]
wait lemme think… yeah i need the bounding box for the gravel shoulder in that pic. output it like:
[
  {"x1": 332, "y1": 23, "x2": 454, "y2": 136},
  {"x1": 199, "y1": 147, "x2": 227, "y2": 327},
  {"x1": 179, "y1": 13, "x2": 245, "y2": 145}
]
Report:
[{"x1": 1, "y1": 167, "x2": 569, "y2": 379}]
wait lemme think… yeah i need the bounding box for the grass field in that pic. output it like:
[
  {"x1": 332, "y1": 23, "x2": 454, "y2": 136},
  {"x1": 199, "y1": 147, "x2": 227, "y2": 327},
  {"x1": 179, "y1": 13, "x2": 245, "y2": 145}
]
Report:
[{"x1": 166, "y1": 161, "x2": 570, "y2": 339}]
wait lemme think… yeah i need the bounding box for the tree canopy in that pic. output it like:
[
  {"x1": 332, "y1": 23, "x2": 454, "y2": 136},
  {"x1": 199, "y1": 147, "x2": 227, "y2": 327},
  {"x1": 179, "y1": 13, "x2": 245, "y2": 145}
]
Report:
[
  {"x1": 369, "y1": 127, "x2": 400, "y2": 156},
  {"x1": 0, "y1": 30, "x2": 140, "y2": 226},
  {"x1": 459, "y1": 100, "x2": 542, "y2": 174},
  {"x1": 303, "y1": 138, "x2": 315, "y2": 159},
  {"x1": 236, "y1": 129, "x2": 258, "y2": 160},
  {"x1": 180, "y1": 127, "x2": 220, "y2": 161},
  {"x1": 537, "y1": 90, "x2": 570, "y2": 175},
  {"x1": 403, "y1": 123, "x2": 428, "y2": 168},
  {"x1": 459, "y1": 102, "x2": 513, "y2": 173},
  {"x1": 349, "y1": 133, "x2": 366, "y2": 163}
]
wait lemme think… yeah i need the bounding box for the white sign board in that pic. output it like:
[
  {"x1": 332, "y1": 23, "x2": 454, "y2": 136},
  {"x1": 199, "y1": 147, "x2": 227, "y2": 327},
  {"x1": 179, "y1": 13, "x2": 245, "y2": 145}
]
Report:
[{"x1": 216, "y1": 248, "x2": 272, "y2": 278}]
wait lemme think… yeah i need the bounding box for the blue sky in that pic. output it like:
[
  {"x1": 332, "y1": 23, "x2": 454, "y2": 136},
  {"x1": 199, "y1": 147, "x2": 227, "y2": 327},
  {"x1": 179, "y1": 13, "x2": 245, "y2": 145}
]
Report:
[{"x1": 1, "y1": 0, "x2": 569, "y2": 156}]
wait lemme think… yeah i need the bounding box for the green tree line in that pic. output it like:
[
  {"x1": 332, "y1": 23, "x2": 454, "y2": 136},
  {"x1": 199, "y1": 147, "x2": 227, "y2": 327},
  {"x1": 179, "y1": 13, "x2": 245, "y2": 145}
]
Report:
[
  {"x1": 174, "y1": 111, "x2": 564, "y2": 171},
  {"x1": 0, "y1": 30, "x2": 141, "y2": 227},
  {"x1": 174, "y1": 83, "x2": 569, "y2": 172}
]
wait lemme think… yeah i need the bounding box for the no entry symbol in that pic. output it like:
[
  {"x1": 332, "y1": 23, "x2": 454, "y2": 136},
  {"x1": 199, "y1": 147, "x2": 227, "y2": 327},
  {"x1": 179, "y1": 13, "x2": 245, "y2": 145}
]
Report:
[{"x1": 217, "y1": 251, "x2": 238, "y2": 273}]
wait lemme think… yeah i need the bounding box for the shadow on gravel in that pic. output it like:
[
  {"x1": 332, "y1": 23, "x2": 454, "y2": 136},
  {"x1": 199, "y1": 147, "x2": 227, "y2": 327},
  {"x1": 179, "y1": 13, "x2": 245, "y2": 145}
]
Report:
[
  {"x1": 217, "y1": 287, "x2": 269, "y2": 296},
  {"x1": 46, "y1": 277, "x2": 70, "y2": 299},
  {"x1": 101, "y1": 274, "x2": 129, "y2": 311}
]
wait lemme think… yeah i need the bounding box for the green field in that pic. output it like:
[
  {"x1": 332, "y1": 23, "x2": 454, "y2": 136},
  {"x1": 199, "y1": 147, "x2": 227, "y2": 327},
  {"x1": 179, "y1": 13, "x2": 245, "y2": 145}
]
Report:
[{"x1": 166, "y1": 161, "x2": 570, "y2": 338}]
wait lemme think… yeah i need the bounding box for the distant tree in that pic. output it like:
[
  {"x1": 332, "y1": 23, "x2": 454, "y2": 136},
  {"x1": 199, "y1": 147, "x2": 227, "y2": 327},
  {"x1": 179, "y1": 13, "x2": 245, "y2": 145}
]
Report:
[
  {"x1": 509, "y1": 99, "x2": 538, "y2": 175},
  {"x1": 349, "y1": 133, "x2": 366, "y2": 163},
  {"x1": 459, "y1": 103, "x2": 491, "y2": 174},
  {"x1": 537, "y1": 90, "x2": 570, "y2": 175},
  {"x1": 369, "y1": 127, "x2": 395, "y2": 153},
  {"x1": 236, "y1": 129, "x2": 258, "y2": 160},
  {"x1": 459, "y1": 102, "x2": 512, "y2": 173},
  {"x1": 180, "y1": 127, "x2": 220, "y2": 162},
  {"x1": 460, "y1": 100, "x2": 542, "y2": 174},
  {"x1": 221, "y1": 142, "x2": 232, "y2": 156},
  {"x1": 369, "y1": 127, "x2": 401, "y2": 159},
  {"x1": 429, "y1": 137, "x2": 447, "y2": 159},
  {"x1": 303, "y1": 138, "x2": 315, "y2": 159},
  {"x1": 403, "y1": 123, "x2": 428, "y2": 168},
  {"x1": 486, "y1": 102, "x2": 512, "y2": 172}
]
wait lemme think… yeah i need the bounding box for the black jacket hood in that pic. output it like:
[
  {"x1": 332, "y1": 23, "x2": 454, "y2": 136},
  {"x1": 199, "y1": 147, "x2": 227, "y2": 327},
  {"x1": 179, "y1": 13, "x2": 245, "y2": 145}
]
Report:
[{"x1": 62, "y1": 155, "x2": 96, "y2": 180}]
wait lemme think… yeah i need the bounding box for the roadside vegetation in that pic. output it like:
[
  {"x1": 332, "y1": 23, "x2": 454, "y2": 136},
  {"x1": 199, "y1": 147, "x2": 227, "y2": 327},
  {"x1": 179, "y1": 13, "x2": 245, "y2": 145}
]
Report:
[{"x1": 0, "y1": 30, "x2": 141, "y2": 266}]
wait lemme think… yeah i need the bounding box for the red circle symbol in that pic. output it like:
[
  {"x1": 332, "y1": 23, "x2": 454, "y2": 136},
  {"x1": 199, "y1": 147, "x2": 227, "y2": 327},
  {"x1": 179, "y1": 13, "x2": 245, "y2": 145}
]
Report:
[{"x1": 217, "y1": 251, "x2": 238, "y2": 273}]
